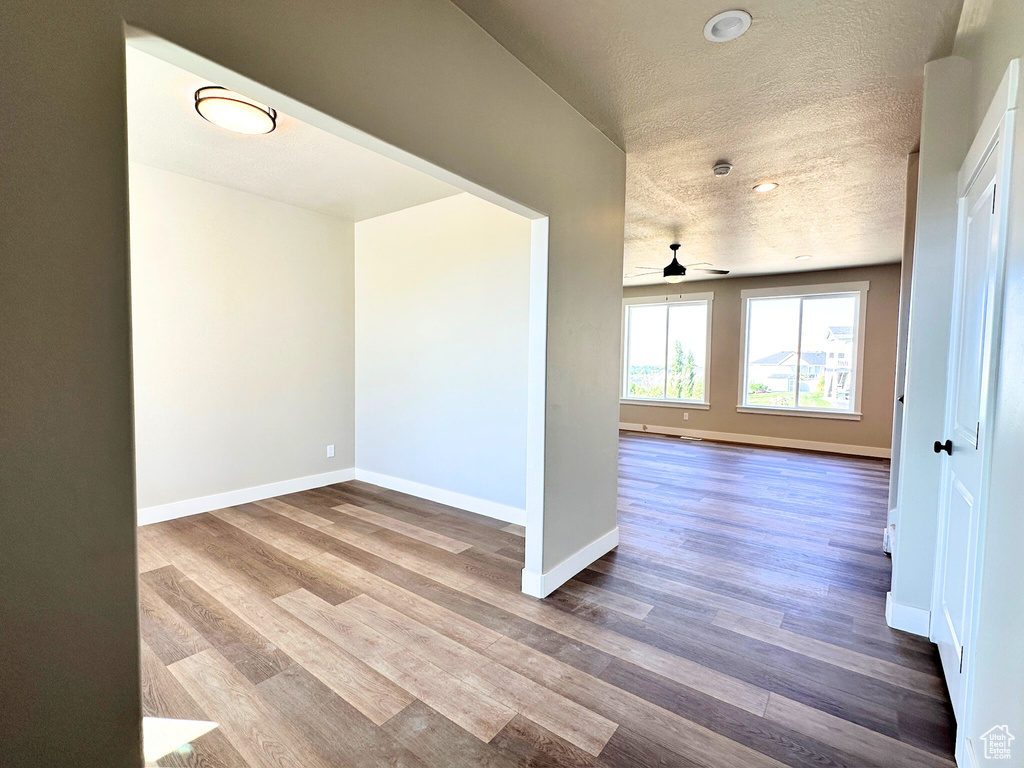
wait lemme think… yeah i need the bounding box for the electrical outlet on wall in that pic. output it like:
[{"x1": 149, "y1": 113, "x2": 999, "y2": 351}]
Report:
[
  {"x1": 683, "y1": 412, "x2": 689, "y2": 421},
  {"x1": 326, "y1": 444, "x2": 335, "y2": 458}
]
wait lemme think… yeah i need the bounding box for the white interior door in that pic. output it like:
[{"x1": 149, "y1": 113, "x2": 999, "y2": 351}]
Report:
[{"x1": 931, "y1": 149, "x2": 998, "y2": 722}]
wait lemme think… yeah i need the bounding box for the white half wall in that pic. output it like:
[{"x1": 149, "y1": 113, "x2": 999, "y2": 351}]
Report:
[
  {"x1": 130, "y1": 162, "x2": 355, "y2": 512},
  {"x1": 355, "y1": 193, "x2": 531, "y2": 514}
]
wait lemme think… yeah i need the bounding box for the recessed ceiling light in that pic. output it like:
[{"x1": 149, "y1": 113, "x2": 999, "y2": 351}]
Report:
[
  {"x1": 704, "y1": 10, "x2": 752, "y2": 43},
  {"x1": 795, "y1": 255, "x2": 812, "y2": 261},
  {"x1": 753, "y1": 181, "x2": 779, "y2": 193},
  {"x1": 195, "y1": 86, "x2": 277, "y2": 134}
]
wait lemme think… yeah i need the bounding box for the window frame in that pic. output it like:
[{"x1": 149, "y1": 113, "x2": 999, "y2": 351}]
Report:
[
  {"x1": 620, "y1": 292, "x2": 714, "y2": 409},
  {"x1": 737, "y1": 281, "x2": 869, "y2": 420}
]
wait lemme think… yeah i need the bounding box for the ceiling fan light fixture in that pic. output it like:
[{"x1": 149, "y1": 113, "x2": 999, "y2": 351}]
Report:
[
  {"x1": 795, "y1": 255, "x2": 812, "y2": 261},
  {"x1": 704, "y1": 10, "x2": 752, "y2": 43},
  {"x1": 195, "y1": 86, "x2": 277, "y2": 134},
  {"x1": 640, "y1": 243, "x2": 731, "y2": 283},
  {"x1": 753, "y1": 181, "x2": 779, "y2": 193},
  {"x1": 663, "y1": 243, "x2": 687, "y2": 283}
]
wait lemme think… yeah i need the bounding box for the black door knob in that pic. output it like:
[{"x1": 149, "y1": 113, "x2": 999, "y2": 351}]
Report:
[{"x1": 934, "y1": 439, "x2": 952, "y2": 455}]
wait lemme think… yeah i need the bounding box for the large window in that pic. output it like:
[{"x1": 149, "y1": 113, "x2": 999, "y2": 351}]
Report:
[
  {"x1": 739, "y1": 282, "x2": 868, "y2": 418},
  {"x1": 622, "y1": 294, "x2": 712, "y2": 405}
]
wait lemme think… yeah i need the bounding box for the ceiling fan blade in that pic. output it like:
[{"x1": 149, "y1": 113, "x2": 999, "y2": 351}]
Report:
[{"x1": 689, "y1": 268, "x2": 730, "y2": 275}]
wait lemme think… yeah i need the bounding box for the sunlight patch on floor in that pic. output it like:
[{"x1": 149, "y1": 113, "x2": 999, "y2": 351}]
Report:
[{"x1": 142, "y1": 716, "x2": 218, "y2": 764}]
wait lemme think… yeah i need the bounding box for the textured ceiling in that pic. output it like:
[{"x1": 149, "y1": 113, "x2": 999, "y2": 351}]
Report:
[
  {"x1": 450, "y1": 0, "x2": 964, "y2": 283},
  {"x1": 126, "y1": 47, "x2": 460, "y2": 222}
]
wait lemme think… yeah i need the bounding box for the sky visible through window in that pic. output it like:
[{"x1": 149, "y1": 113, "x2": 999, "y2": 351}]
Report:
[
  {"x1": 745, "y1": 294, "x2": 857, "y2": 410},
  {"x1": 625, "y1": 302, "x2": 708, "y2": 401}
]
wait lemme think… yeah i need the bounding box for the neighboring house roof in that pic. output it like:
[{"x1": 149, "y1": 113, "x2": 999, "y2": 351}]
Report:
[
  {"x1": 752, "y1": 351, "x2": 827, "y2": 366},
  {"x1": 827, "y1": 325, "x2": 853, "y2": 337},
  {"x1": 751, "y1": 351, "x2": 793, "y2": 365}
]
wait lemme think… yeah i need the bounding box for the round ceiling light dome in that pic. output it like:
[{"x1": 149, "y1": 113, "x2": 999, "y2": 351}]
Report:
[
  {"x1": 195, "y1": 86, "x2": 277, "y2": 134},
  {"x1": 704, "y1": 10, "x2": 752, "y2": 43},
  {"x1": 753, "y1": 181, "x2": 780, "y2": 193}
]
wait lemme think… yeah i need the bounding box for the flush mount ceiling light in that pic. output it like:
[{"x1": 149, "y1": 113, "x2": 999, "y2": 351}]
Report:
[
  {"x1": 795, "y1": 255, "x2": 813, "y2": 261},
  {"x1": 753, "y1": 181, "x2": 779, "y2": 193},
  {"x1": 704, "y1": 10, "x2": 752, "y2": 43},
  {"x1": 195, "y1": 86, "x2": 277, "y2": 134}
]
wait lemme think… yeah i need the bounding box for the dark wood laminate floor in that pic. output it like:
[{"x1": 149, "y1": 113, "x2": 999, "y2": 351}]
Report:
[{"x1": 138, "y1": 433, "x2": 956, "y2": 767}]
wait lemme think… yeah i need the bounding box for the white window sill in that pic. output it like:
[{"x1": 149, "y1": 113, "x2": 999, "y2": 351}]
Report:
[
  {"x1": 736, "y1": 405, "x2": 861, "y2": 421},
  {"x1": 620, "y1": 399, "x2": 710, "y2": 410}
]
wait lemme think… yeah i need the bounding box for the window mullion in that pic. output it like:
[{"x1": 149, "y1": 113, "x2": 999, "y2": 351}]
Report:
[
  {"x1": 743, "y1": 299, "x2": 751, "y2": 406},
  {"x1": 623, "y1": 307, "x2": 630, "y2": 398},
  {"x1": 795, "y1": 297, "x2": 805, "y2": 409},
  {"x1": 662, "y1": 305, "x2": 671, "y2": 400}
]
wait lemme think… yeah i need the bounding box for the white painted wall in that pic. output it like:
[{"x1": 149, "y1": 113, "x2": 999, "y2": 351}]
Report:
[
  {"x1": 130, "y1": 162, "x2": 355, "y2": 512},
  {"x1": 891, "y1": 2, "x2": 1024, "y2": 757},
  {"x1": 889, "y1": 58, "x2": 971, "y2": 623},
  {"x1": 354, "y1": 193, "x2": 531, "y2": 517},
  {"x1": 886, "y1": 153, "x2": 919, "y2": 531},
  {"x1": 952, "y1": 0, "x2": 1024, "y2": 756}
]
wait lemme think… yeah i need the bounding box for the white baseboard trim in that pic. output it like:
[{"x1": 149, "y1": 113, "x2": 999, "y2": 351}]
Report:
[
  {"x1": 885, "y1": 592, "x2": 931, "y2": 637},
  {"x1": 521, "y1": 526, "x2": 620, "y2": 598},
  {"x1": 619, "y1": 422, "x2": 891, "y2": 459},
  {"x1": 353, "y1": 469, "x2": 526, "y2": 526},
  {"x1": 137, "y1": 466, "x2": 526, "y2": 528},
  {"x1": 137, "y1": 468, "x2": 357, "y2": 526},
  {"x1": 882, "y1": 522, "x2": 895, "y2": 554}
]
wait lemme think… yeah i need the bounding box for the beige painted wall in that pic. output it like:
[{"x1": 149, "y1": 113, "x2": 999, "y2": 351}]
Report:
[
  {"x1": 0, "y1": 3, "x2": 624, "y2": 763},
  {"x1": 130, "y1": 163, "x2": 355, "y2": 511},
  {"x1": 621, "y1": 264, "x2": 901, "y2": 452},
  {"x1": 355, "y1": 194, "x2": 531, "y2": 511}
]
